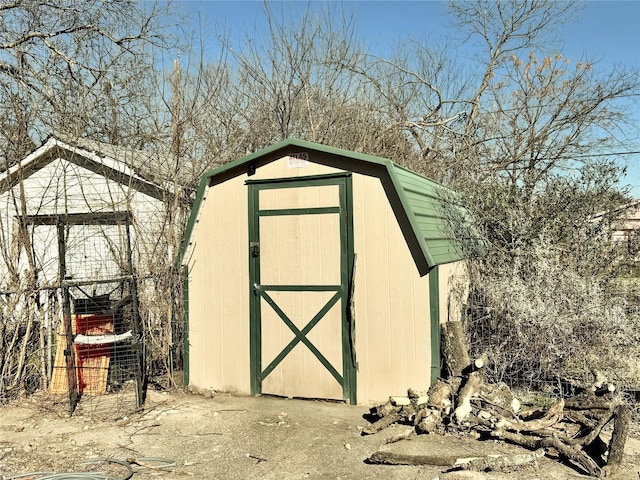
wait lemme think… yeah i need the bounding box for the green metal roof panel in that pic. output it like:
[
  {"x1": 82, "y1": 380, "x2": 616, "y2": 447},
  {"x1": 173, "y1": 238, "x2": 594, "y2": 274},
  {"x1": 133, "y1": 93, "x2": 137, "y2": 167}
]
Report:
[
  {"x1": 390, "y1": 164, "x2": 468, "y2": 266},
  {"x1": 178, "y1": 138, "x2": 480, "y2": 272}
]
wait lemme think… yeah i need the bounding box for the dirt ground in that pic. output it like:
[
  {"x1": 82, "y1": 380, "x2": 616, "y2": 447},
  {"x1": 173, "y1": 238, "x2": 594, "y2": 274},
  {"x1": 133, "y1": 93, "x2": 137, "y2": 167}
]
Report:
[{"x1": 1, "y1": 389, "x2": 639, "y2": 480}]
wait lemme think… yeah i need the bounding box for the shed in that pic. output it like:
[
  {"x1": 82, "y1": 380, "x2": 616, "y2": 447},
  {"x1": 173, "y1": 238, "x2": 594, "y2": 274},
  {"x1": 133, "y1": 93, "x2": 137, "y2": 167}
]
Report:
[{"x1": 180, "y1": 139, "x2": 473, "y2": 405}]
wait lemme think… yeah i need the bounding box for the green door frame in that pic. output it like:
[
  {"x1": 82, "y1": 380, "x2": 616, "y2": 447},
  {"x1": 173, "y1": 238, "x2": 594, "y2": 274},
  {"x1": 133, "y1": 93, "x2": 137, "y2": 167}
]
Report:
[{"x1": 247, "y1": 173, "x2": 356, "y2": 404}]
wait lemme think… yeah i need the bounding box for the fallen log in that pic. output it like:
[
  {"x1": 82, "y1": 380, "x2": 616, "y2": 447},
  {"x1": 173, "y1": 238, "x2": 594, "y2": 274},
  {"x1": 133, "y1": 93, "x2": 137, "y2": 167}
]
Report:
[
  {"x1": 565, "y1": 409, "x2": 599, "y2": 429},
  {"x1": 568, "y1": 407, "x2": 614, "y2": 448},
  {"x1": 362, "y1": 411, "x2": 403, "y2": 435},
  {"x1": 453, "y1": 354, "x2": 489, "y2": 423},
  {"x1": 415, "y1": 407, "x2": 443, "y2": 434},
  {"x1": 371, "y1": 398, "x2": 401, "y2": 418},
  {"x1": 435, "y1": 472, "x2": 520, "y2": 480},
  {"x1": 427, "y1": 379, "x2": 453, "y2": 411},
  {"x1": 595, "y1": 384, "x2": 616, "y2": 396},
  {"x1": 450, "y1": 447, "x2": 545, "y2": 472},
  {"x1": 472, "y1": 353, "x2": 489, "y2": 370},
  {"x1": 384, "y1": 428, "x2": 415, "y2": 444},
  {"x1": 491, "y1": 428, "x2": 602, "y2": 477},
  {"x1": 564, "y1": 395, "x2": 620, "y2": 410},
  {"x1": 475, "y1": 383, "x2": 521, "y2": 417},
  {"x1": 364, "y1": 388, "x2": 437, "y2": 435},
  {"x1": 362, "y1": 320, "x2": 631, "y2": 480},
  {"x1": 453, "y1": 370, "x2": 483, "y2": 423}
]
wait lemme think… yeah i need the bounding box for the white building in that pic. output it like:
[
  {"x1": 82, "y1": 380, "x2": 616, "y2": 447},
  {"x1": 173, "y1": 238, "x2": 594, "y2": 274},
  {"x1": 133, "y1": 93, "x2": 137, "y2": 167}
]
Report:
[{"x1": 0, "y1": 135, "x2": 172, "y2": 291}]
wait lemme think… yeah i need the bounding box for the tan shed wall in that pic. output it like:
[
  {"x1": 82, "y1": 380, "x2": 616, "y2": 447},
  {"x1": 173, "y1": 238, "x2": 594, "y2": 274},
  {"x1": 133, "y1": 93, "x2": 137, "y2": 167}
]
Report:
[
  {"x1": 187, "y1": 156, "x2": 437, "y2": 404},
  {"x1": 186, "y1": 176, "x2": 251, "y2": 393},
  {"x1": 352, "y1": 174, "x2": 432, "y2": 404}
]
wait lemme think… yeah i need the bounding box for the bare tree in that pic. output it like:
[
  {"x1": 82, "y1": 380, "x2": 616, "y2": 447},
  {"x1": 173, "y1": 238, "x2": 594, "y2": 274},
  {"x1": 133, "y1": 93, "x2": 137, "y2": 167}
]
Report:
[
  {"x1": 177, "y1": 1, "x2": 416, "y2": 171},
  {"x1": 444, "y1": 2, "x2": 640, "y2": 387},
  {"x1": 449, "y1": 0, "x2": 581, "y2": 138},
  {"x1": 478, "y1": 52, "x2": 638, "y2": 194},
  {"x1": 0, "y1": 0, "x2": 175, "y2": 155},
  {"x1": 341, "y1": 40, "x2": 471, "y2": 180},
  {"x1": 229, "y1": 3, "x2": 361, "y2": 145}
]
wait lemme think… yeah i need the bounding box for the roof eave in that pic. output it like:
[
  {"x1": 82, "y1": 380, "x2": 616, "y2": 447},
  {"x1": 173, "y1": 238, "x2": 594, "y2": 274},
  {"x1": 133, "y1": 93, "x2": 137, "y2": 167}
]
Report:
[{"x1": 0, "y1": 137, "x2": 170, "y2": 201}]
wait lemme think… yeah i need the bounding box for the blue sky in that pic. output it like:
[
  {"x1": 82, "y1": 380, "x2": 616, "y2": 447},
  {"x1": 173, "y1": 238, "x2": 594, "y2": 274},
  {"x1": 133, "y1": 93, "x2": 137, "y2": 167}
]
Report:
[{"x1": 174, "y1": 0, "x2": 640, "y2": 195}]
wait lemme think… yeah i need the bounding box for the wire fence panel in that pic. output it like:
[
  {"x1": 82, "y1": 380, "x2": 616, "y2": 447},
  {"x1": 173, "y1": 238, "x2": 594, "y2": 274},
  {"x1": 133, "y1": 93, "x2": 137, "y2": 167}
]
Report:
[{"x1": 0, "y1": 213, "x2": 146, "y2": 416}]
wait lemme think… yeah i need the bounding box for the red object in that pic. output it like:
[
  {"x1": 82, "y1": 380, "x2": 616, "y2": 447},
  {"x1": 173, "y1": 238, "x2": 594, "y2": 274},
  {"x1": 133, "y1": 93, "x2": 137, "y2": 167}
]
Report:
[{"x1": 73, "y1": 314, "x2": 114, "y2": 394}]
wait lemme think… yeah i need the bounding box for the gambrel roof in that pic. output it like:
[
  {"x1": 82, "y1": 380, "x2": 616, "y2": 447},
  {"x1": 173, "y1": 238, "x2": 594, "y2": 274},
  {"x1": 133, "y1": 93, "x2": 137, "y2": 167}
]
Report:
[
  {"x1": 0, "y1": 136, "x2": 171, "y2": 201},
  {"x1": 180, "y1": 138, "x2": 480, "y2": 275}
]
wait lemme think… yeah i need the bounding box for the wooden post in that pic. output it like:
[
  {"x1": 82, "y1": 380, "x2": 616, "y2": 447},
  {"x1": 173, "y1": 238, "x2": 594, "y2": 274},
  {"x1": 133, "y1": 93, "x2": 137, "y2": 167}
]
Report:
[
  {"x1": 603, "y1": 404, "x2": 631, "y2": 477},
  {"x1": 441, "y1": 321, "x2": 470, "y2": 379},
  {"x1": 58, "y1": 221, "x2": 78, "y2": 415}
]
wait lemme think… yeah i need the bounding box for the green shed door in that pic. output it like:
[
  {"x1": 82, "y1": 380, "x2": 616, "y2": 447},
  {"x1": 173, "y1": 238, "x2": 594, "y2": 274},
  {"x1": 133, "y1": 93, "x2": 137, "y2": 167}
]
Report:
[{"x1": 248, "y1": 173, "x2": 355, "y2": 404}]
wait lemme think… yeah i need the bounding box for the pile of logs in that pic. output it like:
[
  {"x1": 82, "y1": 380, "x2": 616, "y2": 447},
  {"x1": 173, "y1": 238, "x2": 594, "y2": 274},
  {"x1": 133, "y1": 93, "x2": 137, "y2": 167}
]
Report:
[{"x1": 363, "y1": 321, "x2": 632, "y2": 478}]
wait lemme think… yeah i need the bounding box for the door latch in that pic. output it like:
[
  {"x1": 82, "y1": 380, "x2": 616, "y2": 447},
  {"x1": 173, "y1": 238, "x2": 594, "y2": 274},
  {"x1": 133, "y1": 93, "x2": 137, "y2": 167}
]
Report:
[{"x1": 250, "y1": 242, "x2": 260, "y2": 258}]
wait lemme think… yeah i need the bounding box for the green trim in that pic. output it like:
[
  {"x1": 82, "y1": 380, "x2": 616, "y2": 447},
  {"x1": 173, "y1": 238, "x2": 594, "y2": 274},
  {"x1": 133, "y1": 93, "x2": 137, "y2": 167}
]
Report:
[
  {"x1": 261, "y1": 285, "x2": 341, "y2": 292},
  {"x1": 342, "y1": 174, "x2": 356, "y2": 404},
  {"x1": 385, "y1": 168, "x2": 436, "y2": 269},
  {"x1": 246, "y1": 172, "x2": 351, "y2": 185},
  {"x1": 259, "y1": 207, "x2": 340, "y2": 217},
  {"x1": 248, "y1": 184, "x2": 262, "y2": 396},
  {"x1": 177, "y1": 171, "x2": 210, "y2": 267},
  {"x1": 260, "y1": 290, "x2": 343, "y2": 384},
  {"x1": 429, "y1": 267, "x2": 441, "y2": 386},
  {"x1": 219, "y1": 140, "x2": 393, "y2": 181},
  {"x1": 182, "y1": 265, "x2": 190, "y2": 386}
]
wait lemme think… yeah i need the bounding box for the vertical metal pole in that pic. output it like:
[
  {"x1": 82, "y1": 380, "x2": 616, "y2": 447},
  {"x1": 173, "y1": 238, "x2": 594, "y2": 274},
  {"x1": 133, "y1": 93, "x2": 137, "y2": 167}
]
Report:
[
  {"x1": 45, "y1": 292, "x2": 52, "y2": 383},
  {"x1": 125, "y1": 218, "x2": 145, "y2": 407}
]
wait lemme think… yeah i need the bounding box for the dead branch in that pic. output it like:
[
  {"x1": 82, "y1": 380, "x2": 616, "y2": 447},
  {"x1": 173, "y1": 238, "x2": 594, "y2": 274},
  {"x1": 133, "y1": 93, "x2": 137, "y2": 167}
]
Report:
[
  {"x1": 428, "y1": 380, "x2": 453, "y2": 410},
  {"x1": 362, "y1": 411, "x2": 403, "y2": 435},
  {"x1": 384, "y1": 428, "x2": 415, "y2": 444},
  {"x1": 453, "y1": 370, "x2": 483, "y2": 423},
  {"x1": 495, "y1": 399, "x2": 564, "y2": 433},
  {"x1": 491, "y1": 428, "x2": 601, "y2": 477}
]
